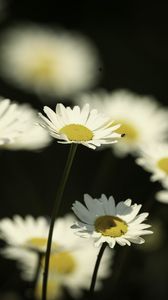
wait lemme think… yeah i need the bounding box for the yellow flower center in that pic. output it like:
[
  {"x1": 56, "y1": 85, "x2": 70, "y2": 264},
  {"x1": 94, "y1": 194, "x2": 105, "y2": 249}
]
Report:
[
  {"x1": 30, "y1": 55, "x2": 55, "y2": 81},
  {"x1": 59, "y1": 124, "x2": 93, "y2": 141},
  {"x1": 157, "y1": 157, "x2": 168, "y2": 174},
  {"x1": 111, "y1": 120, "x2": 139, "y2": 142},
  {"x1": 42, "y1": 251, "x2": 76, "y2": 275},
  {"x1": 95, "y1": 215, "x2": 128, "y2": 237},
  {"x1": 25, "y1": 237, "x2": 57, "y2": 252}
]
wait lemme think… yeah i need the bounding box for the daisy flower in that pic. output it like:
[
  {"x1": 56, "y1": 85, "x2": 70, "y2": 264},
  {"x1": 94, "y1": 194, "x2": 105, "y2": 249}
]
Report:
[
  {"x1": 136, "y1": 143, "x2": 168, "y2": 188},
  {"x1": 72, "y1": 194, "x2": 152, "y2": 248},
  {"x1": 0, "y1": 215, "x2": 57, "y2": 253},
  {"x1": 75, "y1": 90, "x2": 168, "y2": 156},
  {"x1": 38, "y1": 103, "x2": 121, "y2": 150},
  {"x1": 0, "y1": 98, "x2": 51, "y2": 150},
  {"x1": 0, "y1": 215, "x2": 112, "y2": 298},
  {"x1": 0, "y1": 23, "x2": 99, "y2": 98}
]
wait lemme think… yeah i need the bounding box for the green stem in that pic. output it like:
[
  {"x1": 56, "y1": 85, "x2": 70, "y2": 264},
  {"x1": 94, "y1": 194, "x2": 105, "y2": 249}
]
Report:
[
  {"x1": 89, "y1": 242, "x2": 107, "y2": 295},
  {"x1": 42, "y1": 144, "x2": 78, "y2": 300}
]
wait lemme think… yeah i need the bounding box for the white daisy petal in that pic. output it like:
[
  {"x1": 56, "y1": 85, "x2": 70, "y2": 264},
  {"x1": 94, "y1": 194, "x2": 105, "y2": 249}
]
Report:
[
  {"x1": 72, "y1": 201, "x2": 94, "y2": 224},
  {"x1": 124, "y1": 199, "x2": 132, "y2": 206},
  {"x1": 83, "y1": 194, "x2": 97, "y2": 211},
  {"x1": 116, "y1": 201, "x2": 133, "y2": 216},
  {"x1": 128, "y1": 236, "x2": 145, "y2": 244},
  {"x1": 80, "y1": 103, "x2": 90, "y2": 124},
  {"x1": 132, "y1": 213, "x2": 148, "y2": 224},
  {"x1": 106, "y1": 238, "x2": 116, "y2": 248},
  {"x1": 120, "y1": 204, "x2": 142, "y2": 222},
  {"x1": 115, "y1": 237, "x2": 127, "y2": 246},
  {"x1": 130, "y1": 223, "x2": 152, "y2": 230},
  {"x1": 106, "y1": 196, "x2": 116, "y2": 214},
  {"x1": 43, "y1": 106, "x2": 60, "y2": 127}
]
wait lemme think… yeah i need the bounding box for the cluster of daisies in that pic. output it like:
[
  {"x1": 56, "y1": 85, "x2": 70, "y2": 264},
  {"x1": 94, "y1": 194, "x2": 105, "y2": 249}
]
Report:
[
  {"x1": 0, "y1": 20, "x2": 167, "y2": 300},
  {"x1": 0, "y1": 214, "x2": 112, "y2": 299},
  {"x1": 0, "y1": 94, "x2": 153, "y2": 299},
  {"x1": 0, "y1": 198, "x2": 152, "y2": 299},
  {"x1": 74, "y1": 89, "x2": 168, "y2": 204}
]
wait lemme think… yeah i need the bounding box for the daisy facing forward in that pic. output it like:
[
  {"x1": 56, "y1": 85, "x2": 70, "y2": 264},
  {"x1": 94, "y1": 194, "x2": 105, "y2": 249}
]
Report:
[
  {"x1": 72, "y1": 194, "x2": 152, "y2": 248},
  {"x1": 136, "y1": 143, "x2": 168, "y2": 188},
  {"x1": 0, "y1": 98, "x2": 51, "y2": 150},
  {"x1": 0, "y1": 23, "x2": 99, "y2": 98},
  {"x1": 75, "y1": 90, "x2": 168, "y2": 156},
  {"x1": 38, "y1": 103, "x2": 121, "y2": 149},
  {"x1": 0, "y1": 215, "x2": 112, "y2": 299}
]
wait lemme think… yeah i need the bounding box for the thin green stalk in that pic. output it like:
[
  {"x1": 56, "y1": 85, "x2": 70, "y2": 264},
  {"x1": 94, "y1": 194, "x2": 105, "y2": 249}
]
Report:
[
  {"x1": 89, "y1": 242, "x2": 107, "y2": 295},
  {"x1": 42, "y1": 144, "x2": 77, "y2": 300}
]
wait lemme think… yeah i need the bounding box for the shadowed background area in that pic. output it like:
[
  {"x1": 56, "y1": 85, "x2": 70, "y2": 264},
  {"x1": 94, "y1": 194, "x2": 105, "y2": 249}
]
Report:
[{"x1": 0, "y1": 1, "x2": 168, "y2": 300}]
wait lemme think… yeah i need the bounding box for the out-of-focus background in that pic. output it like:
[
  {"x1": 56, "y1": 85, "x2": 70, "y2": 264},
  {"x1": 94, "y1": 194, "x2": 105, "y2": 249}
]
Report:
[{"x1": 0, "y1": 1, "x2": 168, "y2": 300}]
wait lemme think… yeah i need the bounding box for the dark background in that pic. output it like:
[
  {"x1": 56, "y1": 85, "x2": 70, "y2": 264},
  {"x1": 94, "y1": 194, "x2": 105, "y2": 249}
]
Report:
[{"x1": 0, "y1": 1, "x2": 168, "y2": 300}]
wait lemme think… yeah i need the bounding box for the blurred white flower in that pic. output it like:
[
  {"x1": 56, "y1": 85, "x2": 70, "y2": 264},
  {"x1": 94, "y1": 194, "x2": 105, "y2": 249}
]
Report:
[
  {"x1": 0, "y1": 24, "x2": 99, "y2": 98},
  {"x1": 39, "y1": 103, "x2": 121, "y2": 149},
  {"x1": 72, "y1": 194, "x2": 152, "y2": 248},
  {"x1": 0, "y1": 214, "x2": 112, "y2": 299},
  {"x1": 75, "y1": 90, "x2": 168, "y2": 156},
  {"x1": 0, "y1": 215, "x2": 53, "y2": 252},
  {"x1": 136, "y1": 143, "x2": 168, "y2": 188},
  {"x1": 0, "y1": 98, "x2": 51, "y2": 150},
  {"x1": 155, "y1": 189, "x2": 168, "y2": 204}
]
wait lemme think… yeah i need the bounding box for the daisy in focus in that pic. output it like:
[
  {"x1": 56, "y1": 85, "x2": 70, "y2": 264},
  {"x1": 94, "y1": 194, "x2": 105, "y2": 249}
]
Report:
[
  {"x1": 38, "y1": 103, "x2": 121, "y2": 149},
  {"x1": 0, "y1": 98, "x2": 51, "y2": 150},
  {"x1": 136, "y1": 143, "x2": 168, "y2": 188},
  {"x1": 0, "y1": 215, "x2": 112, "y2": 298},
  {"x1": 0, "y1": 23, "x2": 99, "y2": 98},
  {"x1": 72, "y1": 194, "x2": 152, "y2": 248},
  {"x1": 75, "y1": 90, "x2": 168, "y2": 156}
]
